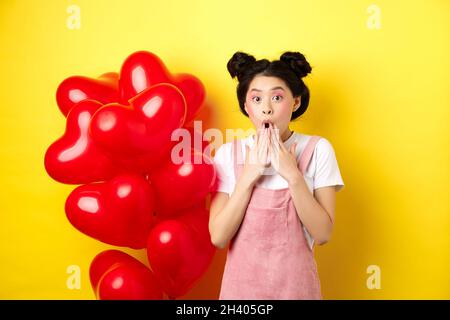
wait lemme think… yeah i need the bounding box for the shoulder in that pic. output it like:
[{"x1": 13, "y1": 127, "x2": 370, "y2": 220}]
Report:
[
  {"x1": 212, "y1": 140, "x2": 235, "y2": 165},
  {"x1": 314, "y1": 136, "x2": 337, "y2": 158},
  {"x1": 297, "y1": 133, "x2": 339, "y2": 173},
  {"x1": 310, "y1": 136, "x2": 341, "y2": 174},
  {"x1": 214, "y1": 135, "x2": 254, "y2": 159},
  {"x1": 213, "y1": 142, "x2": 232, "y2": 163},
  {"x1": 290, "y1": 132, "x2": 332, "y2": 156},
  {"x1": 290, "y1": 131, "x2": 310, "y2": 143},
  {"x1": 292, "y1": 131, "x2": 335, "y2": 157},
  {"x1": 308, "y1": 135, "x2": 344, "y2": 191}
]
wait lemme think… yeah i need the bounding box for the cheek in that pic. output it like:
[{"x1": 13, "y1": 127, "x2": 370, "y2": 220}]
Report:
[
  {"x1": 246, "y1": 103, "x2": 257, "y2": 119},
  {"x1": 246, "y1": 105, "x2": 254, "y2": 117},
  {"x1": 248, "y1": 108, "x2": 258, "y2": 124},
  {"x1": 276, "y1": 101, "x2": 292, "y2": 119}
]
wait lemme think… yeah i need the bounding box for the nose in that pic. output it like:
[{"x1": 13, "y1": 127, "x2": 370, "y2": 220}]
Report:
[{"x1": 262, "y1": 106, "x2": 273, "y2": 115}]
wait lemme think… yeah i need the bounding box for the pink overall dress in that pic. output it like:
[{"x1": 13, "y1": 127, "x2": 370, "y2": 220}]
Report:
[{"x1": 219, "y1": 135, "x2": 323, "y2": 300}]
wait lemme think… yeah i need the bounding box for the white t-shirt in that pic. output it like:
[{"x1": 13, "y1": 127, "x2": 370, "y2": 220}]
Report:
[{"x1": 212, "y1": 131, "x2": 345, "y2": 249}]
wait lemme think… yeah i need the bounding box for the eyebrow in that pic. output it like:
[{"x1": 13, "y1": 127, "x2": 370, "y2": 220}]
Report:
[{"x1": 249, "y1": 86, "x2": 285, "y2": 92}]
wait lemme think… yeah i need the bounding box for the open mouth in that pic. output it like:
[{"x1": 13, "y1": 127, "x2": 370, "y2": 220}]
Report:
[{"x1": 261, "y1": 120, "x2": 272, "y2": 128}]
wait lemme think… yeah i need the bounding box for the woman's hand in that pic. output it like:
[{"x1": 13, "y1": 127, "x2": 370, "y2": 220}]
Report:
[
  {"x1": 240, "y1": 127, "x2": 270, "y2": 186},
  {"x1": 269, "y1": 125, "x2": 302, "y2": 184}
]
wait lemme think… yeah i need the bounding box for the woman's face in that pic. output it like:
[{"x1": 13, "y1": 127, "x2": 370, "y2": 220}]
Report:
[{"x1": 244, "y1": 75, "x2": 301, "y2": 139}]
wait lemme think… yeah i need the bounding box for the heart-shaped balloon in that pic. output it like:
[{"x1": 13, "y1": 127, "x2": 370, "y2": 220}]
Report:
[
  {"x1": 90, "y1": 249, "x2": 163, "y2": 300},
  {"x1": 56, "y1": 72, "x2": 120, "y2": 116},
  {"x1": 65, "y1": 174, "x2": 156, "y2": 249},
  {"x1": 48, "y1": 51, "x2": 215, "y2": 301},
  {"x1": 172, "y1": 73, "x2": 205, "y2": 123},
  {"x1": 44, "y1": 99, "x2": 122, "y2": 184},
  {"x1": 89, "y1": 83, "x2": 186, "y2": 173},
  {"x1": 147, "y1": 207, "x2": 215, "y2": 298},
  {"x1": 119, "y1": 51, "x2": 205, "y2": 123},
  {"x1": 150, "y1": 149, "x2": 217, "y2": 217}
]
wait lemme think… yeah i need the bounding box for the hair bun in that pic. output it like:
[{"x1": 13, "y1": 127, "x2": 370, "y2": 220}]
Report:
[
  {"x1": 280, "y1": 51, "x2": 312, "y2": 78},
  {"x1": 227, "y1": 51, "x2": 256, "y2": 80}
]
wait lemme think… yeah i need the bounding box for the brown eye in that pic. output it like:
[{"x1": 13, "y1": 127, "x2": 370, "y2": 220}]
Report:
[{"x1": 272, "y1": 95, "x2": 283, "y2": 102}]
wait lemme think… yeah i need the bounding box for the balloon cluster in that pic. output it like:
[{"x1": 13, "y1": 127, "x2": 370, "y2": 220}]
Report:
[{"x1": 45, "y1": 51, "x2": 217, "y2": 299}]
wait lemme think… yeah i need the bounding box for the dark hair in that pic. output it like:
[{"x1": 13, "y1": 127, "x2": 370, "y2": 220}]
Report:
[{"x1": 227, "y1": 51, "x2": 312, "y2": 120}]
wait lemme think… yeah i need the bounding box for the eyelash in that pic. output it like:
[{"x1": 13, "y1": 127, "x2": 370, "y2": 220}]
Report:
[{"x1": 251, "y1": 95, "x2": 283, "y2": 103}]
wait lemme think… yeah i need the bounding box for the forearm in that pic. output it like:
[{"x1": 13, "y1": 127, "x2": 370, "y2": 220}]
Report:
[
  {"x1": 287, "y1": 172, "x2": 333, "y2": 244},
  {"x1": 210, "y1": 174, "x2": 255, "y2": 249}
]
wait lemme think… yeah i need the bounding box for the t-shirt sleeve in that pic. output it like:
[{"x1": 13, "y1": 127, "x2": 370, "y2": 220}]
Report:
[
  {"x1": 313, "y1": 138, "x2": 345, "y2": 192},
  {"x1": 212, "y1": 143, "x2": 235, "y2": 195}
]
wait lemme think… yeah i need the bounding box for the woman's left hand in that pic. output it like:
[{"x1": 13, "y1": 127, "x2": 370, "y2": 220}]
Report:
[{"x1": 269, "y1": 125, "x2": 302, "y2": 184}]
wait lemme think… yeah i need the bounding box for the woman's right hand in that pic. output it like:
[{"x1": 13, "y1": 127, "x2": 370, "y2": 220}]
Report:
[{"x1": 240, "y1": 127, "x2": 271, "y2": 187}]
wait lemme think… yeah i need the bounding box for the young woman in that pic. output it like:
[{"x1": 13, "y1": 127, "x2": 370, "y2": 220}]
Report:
[{"x1": 209, "y1": 51, "x2": 344, "y2": 299}]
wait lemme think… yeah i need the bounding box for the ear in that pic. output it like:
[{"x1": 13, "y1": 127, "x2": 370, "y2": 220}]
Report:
[
  {"x1": 244, "y1": 102, "x2": 249, "y2": 115},
  {"x1": 293, "y1": 96, "x2": 301, "y2": 112}
]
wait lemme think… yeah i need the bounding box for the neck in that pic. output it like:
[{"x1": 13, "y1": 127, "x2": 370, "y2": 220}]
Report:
[{"x1": 280, "y1": 128, "x2": 293, "y2": 142}]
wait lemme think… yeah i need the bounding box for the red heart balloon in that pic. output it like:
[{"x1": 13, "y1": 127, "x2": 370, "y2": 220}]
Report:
[
  {"x1": 65, "y1": 174, "x2": 156, "y2": 249},
  {"x1": 90, "y1": 250, "x2": 163, "y2": 300},
  {"x1": 90, "y1": 250, "x2": 133, "y2": 291},
  {"x1": 44, "y1": 99, "x2": 122, "y2": 184},
  {"x1": 150, "y1": 149, "x2": 217, "y2": 217},
  {"x1": 98, "y1": 72, "x2": 120, "y2": 83},
  {"x1": 147, "y1": 207, "x2": 215, "y2": 298},
  {"x1": 89, "y1": 83, "x2": 186, "y2": 173},
  {"x1": 119, "y1": 51, "x2": 205, "y2": 123},
  {"x1": 172, "y1": 73, "x2": 206, "y2": 122},
  {"x1": 56, "y1": 72, "x2": 121, "y2": 116},
  {"x1": 119, "y1": 51, "x2": 171, "y2": 100}
]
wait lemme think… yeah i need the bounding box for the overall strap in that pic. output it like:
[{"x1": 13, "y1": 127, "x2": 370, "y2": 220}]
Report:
[{"x1": 299, "y1": 136, "x2": 322, "y2": 175}]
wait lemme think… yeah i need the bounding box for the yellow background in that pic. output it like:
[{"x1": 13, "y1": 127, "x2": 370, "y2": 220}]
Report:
[{"x1": 1, "y1": 0, "x2": 449, "y2": 299}]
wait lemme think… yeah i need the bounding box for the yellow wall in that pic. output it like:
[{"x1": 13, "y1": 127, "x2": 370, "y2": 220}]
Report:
[{"x1": 0, "y1": 0, "x2": 449, "y2": 299}]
